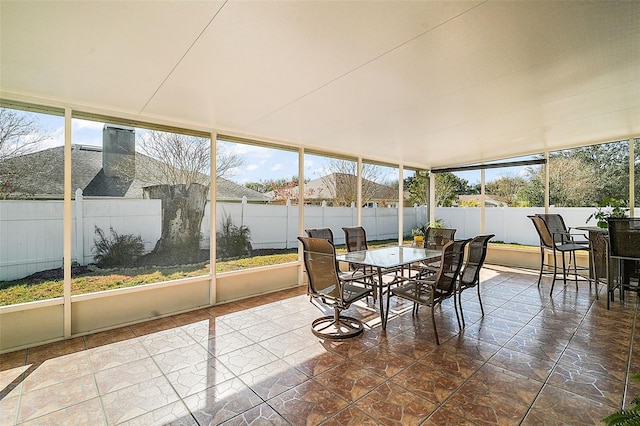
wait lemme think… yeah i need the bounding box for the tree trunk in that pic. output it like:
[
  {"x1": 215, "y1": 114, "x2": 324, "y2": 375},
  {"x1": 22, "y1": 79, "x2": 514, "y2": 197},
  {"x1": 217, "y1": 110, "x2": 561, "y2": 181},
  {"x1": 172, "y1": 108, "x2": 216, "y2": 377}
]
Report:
[{"x1": 143, "y1": 183, "x2": 208, "y2": 257}]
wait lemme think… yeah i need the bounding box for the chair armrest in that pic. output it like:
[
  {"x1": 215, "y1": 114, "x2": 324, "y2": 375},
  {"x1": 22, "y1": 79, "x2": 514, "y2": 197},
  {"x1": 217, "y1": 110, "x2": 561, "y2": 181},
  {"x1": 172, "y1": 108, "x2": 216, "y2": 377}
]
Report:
[{"x1": 566, "y1": 227, "x2": 589, "y2": 242}]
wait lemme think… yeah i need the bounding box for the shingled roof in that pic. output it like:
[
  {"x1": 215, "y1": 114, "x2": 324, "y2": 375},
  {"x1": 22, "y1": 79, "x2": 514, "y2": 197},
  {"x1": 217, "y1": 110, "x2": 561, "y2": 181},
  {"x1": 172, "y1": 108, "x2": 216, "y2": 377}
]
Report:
[
  {"x1": 1, "y1": 144, "x2": 270, "y2": 202},
  {"x1": 265, "y1": 172, "x2": 403, "y2": 206}
]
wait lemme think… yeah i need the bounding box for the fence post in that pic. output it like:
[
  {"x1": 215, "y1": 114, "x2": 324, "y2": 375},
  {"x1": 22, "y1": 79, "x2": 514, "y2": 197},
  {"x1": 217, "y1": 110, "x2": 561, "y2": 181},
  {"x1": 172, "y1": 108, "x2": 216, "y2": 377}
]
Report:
[
  {"x1": 285, "y1": 199, "x2": 291, "y2": 249},
  {"x1": 321, "y1": 200, "x2": 327, "y2": 227},
  {"x1": 351, "y1": 202, "x2": 356, "y2": 225},
  {"x1": 374, "y1": 203, "x2": 379, "y2": 240},
  {"x1": 74, "y1": 188, "x2": 84, "y2": 265},
  {"x1": 241, "y1": 196, "x2": 247, "y2": 227}
]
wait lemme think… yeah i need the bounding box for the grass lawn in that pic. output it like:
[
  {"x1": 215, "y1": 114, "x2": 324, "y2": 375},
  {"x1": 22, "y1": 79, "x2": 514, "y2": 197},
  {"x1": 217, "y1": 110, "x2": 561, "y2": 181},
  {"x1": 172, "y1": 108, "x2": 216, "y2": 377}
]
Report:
[{"x1": 0, "y1": 239, "x2": 406, "y2": 306}]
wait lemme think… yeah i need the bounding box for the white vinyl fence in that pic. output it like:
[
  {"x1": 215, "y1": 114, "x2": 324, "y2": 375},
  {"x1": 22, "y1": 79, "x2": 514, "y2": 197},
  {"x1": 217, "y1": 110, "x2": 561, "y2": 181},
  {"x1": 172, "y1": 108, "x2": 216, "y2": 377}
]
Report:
[
  {"x1": 1, "y1": 193, "x2": 602, "y2": 282},
  {"x1": 0, "y1": 195, "x2": 426, "y2": 281},
  {"x1": 435, "y1": 206, "x2": 599, "y2": 246}
]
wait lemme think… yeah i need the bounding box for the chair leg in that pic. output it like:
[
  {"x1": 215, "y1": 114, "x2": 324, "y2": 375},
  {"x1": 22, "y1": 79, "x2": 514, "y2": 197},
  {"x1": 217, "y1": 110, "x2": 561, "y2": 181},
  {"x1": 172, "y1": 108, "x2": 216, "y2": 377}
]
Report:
[
  {"x1": 537, "y1": 246, "x2": 545, "y2": 287},
  {"x1": 458, "y1": 291, "x2": 466, "y2": 328},
  {"x1": 453, "y1": 292, "x2": 462, "y2": 331},
  {"x1": 477, "y1": 285, "x2": 484, "y2": 317},
  {"x1": 431, "y1": 306, "x2": 440, "y2": 345},
  {"x1": 550, "y1": 249, "x2": 558, "y2": 296},
  {"x1": 311, "y1": 307, "x2": 364, "y2": 340},
  {"x1": 572, "y1": 251, "x2": 578, "y2": 291}
]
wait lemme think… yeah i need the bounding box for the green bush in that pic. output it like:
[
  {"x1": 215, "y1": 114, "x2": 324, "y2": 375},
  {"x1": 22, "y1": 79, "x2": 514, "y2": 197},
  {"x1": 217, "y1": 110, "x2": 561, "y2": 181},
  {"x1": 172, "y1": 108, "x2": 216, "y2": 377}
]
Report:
[
  {"x1": 216, "y1": 213, "x2": 251, "y2": 259},
  {"x1": 93, "y1": 226, "x2": 145, "y2": 267}
]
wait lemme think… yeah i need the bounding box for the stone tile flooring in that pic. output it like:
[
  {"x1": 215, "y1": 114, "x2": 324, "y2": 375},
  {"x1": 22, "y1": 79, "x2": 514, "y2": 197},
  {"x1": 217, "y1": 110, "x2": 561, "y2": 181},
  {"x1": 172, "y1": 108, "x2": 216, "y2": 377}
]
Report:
[{"x1": 1, "y1": 265, "x2": 638, "y2": 425}]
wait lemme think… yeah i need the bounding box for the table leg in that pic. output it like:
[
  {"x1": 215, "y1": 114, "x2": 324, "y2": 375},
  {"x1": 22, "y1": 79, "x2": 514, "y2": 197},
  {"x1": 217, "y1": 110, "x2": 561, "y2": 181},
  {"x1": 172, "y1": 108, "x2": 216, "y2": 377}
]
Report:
[{"x1": 377, "y1": 267, "x2": 387, "y2": 330}]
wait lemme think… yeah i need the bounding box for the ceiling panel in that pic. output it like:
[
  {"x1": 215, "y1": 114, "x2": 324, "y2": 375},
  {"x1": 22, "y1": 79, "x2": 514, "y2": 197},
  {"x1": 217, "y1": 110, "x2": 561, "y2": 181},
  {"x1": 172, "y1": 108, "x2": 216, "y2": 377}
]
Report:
[
  {"x1": 1, "y1": 1, "x2": 225, "y2": 112},
  {"x1": 143, "y1": 1, "x2": 481, "y2": 128}
]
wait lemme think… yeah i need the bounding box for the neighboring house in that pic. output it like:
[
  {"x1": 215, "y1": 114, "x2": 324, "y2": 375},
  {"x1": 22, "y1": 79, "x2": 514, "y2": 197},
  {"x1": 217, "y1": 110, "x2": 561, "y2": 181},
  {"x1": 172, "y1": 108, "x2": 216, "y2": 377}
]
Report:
[
  {"x1": 266, "y1": 172, "x2": 405, "y2": 207},
  {"x1": 456, "y1": 194, "x2": 507, "y2": 207},
  {"x1": 0, "y1": 127, "x2": 269, "y2": 202},
  {"x1": 215, "y1": 177, "x2": 270, "y2": 203}
]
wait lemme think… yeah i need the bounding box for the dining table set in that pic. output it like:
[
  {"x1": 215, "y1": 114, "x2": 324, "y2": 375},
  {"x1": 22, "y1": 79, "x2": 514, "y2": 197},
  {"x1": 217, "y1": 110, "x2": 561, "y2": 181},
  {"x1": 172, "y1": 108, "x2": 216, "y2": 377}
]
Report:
[
  {"x1": 299, "y1": 226, "x2": 494, "y2": 344},
  {"x1": 335, "y1": 245, "x2": 441, "y2": 329}
]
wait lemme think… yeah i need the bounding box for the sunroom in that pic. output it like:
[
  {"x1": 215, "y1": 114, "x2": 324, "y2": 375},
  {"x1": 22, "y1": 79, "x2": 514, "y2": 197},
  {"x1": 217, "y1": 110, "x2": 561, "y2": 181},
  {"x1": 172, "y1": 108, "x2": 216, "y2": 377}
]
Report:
[{"x1": 1, "y1": 1, "x2": 639, "y2": 424}]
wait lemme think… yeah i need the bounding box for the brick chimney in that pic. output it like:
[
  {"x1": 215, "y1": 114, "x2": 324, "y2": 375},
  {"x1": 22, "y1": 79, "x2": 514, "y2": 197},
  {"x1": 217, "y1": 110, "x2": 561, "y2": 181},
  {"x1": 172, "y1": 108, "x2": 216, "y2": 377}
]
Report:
[{"x1": 103, "y1": 124, "x2": 135, "y2": 179}]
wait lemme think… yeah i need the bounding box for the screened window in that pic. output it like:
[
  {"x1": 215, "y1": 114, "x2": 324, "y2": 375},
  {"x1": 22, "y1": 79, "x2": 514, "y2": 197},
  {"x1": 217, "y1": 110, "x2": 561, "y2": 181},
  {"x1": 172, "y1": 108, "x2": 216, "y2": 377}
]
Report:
[
  {"x1": 0, "y1": 106, "x2": 64, "y2": 304},
  {"x1": 71, "y1": 119, "x2": 212, "y2": 293},
  {"x1": 215, "y1": 139, "x2": 299, "y2": 272}
]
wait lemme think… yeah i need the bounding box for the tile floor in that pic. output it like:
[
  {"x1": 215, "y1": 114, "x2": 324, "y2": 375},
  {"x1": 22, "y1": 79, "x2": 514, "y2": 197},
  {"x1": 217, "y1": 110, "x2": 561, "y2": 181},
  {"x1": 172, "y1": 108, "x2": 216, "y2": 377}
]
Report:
[{"x1": 1, "y1": 265, "x2": 638, "y2": 425}]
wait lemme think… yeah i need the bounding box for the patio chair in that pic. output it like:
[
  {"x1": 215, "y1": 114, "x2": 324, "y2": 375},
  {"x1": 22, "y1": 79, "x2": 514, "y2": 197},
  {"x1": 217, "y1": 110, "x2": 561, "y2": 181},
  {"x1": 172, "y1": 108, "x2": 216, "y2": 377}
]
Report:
[
  {"x1": 305, "y1": 227, "x2": 376, "y2": 296},
  {"x1": 298, "y1": 236, "x2": 372, "y2": 339},
  {"x1": 528, "y1": 215, "x2": 590, "y2": 296},
  {"x1": 342, "y1": 225, "x2": 406, "y2": 289},
  {"x1": 342, "y1": 226, "x2": 369, "y2": 252},
  {"x1": 607, "y1": 218, "x2": 640, "y2": 301},
  {"x1": 342, "y1": 226, "x2": 372, "y2": 274},
  {"x1": 415, "y1": 227, "x2": 457, "y2": 277},
  {"x1": 457, "y1": 234, "x2": 494, "y2": 327},
  {"x1": 536, "y1": 213, "x2": 588, "y2": 245},
  {"x1": 424, "y1": 227, "x2": 456, "y2": 250},
  {"x1": 385, "y1": 239, "x2": 470, "y2": 344},
  {"x1": 587, "y1": 230, "x2": 619, "y2": 309},
  {"x1": 305, "y1": 227, "x2": 335, "y2": 242}
]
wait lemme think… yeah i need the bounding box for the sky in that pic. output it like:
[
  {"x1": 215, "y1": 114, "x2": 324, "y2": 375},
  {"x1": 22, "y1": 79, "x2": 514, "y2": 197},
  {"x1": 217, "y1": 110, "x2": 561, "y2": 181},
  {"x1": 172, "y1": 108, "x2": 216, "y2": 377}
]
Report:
[{"x1": 22, "y1": 109, "x2": 528, "y2": 186}]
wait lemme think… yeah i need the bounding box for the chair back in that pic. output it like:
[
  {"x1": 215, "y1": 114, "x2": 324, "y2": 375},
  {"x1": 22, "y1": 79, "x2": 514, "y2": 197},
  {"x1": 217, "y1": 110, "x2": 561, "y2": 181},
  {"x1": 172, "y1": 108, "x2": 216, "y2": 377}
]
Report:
[
  {"x1": 433, "y1": 239, "x2": 469, "y2": 298},
  {"x1": 425, "y1": 227, "x2": 456, "y2": 250},
  {"x1": 342, "y1": 226, "x2": 368, "y2": 252},
  {"x1": 298, "y1": 237, "x2": 341, "y2": 300},
  {"x1": 608, "y1": 218, "x2": 640, "y2": 259},
  {"x1": 536, "y1": 214, "x2": 569, "y2": 243},
  {"x1": 460, "y1": 234, "x2": 494, "y2": 287},
  {"x1": 305, "y1": 228, "x2": 334, "y2": 243},
  {"x1": 529, "y1": 215, "x2": 555, "y2": 249}
]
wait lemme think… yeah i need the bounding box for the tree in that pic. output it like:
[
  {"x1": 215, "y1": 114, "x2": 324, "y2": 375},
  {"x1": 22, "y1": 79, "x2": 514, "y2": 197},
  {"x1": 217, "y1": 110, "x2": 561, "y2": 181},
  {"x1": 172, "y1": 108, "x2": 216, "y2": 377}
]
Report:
[
  {"x1": 519, "y1": 155, "x2": 597, "y2": 207},
  {"x1": 434, "y1": 172, "x2": 470, "y2": 207},
  {"x1": 405, "y1": 171, "x2": 478, "y2": 207},
  {"x1": 569, "y1": 142, "x2": 629, "y2": 203},
  {"x1": 137, "y1": 131, "x2": 240, "y2": 185},
  {"x1": 136, "y1": 130, "x2": 242, "y2": 261},
  {"x1": 485, "y1": 174, "x2": 528, "y2": 206},
  {"x1": 405, "y1": 171, "x2": 429, "y2": 206},
  {"x1": 517, "y1": 166, "x2": 545, "y2": 207},
  {"x1": 0, "y1": 108, "x2": 53, "y2": 199},
  {"x1": 459, "y1": 198, "x2": 482, "y2": 207},
  {"x1": 320, "y1": 159, "x2": 387, "y2": 206}
]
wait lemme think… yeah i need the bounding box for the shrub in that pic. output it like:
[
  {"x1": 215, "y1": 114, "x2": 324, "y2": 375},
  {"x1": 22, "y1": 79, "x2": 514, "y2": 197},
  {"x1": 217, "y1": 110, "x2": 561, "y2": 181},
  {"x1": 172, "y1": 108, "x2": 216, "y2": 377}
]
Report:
[
  {"x1": 93, "y1": 226, "x2": 145, "y2": 267},
  {"x1": 216, "y1": 213, "x2": 251, "y2": 259}
]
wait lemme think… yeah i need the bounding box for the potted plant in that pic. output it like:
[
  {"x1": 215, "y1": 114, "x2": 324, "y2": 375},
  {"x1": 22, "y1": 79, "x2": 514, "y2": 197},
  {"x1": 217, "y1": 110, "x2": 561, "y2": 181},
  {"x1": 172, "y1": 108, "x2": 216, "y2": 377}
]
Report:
[
  {"x1": 411, "y1": 228, "x2": 425, "y2": 246},
  {"x1": 586, "y1": 198, "x2": 629, "y2": 228},
  {"x1": 427, "y1": 219, "x2": 445, "y2": 229}
]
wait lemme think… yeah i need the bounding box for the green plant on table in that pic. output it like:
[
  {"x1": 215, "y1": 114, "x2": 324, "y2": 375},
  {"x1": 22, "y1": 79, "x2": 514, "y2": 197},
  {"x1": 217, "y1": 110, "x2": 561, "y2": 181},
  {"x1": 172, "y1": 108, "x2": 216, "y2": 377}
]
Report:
[
  {"x1": 586, "y1": 198, "x2": 629, "y2": 229},
  {"x1": 427, "y1": 219, "x2": 446, "y2": 229},
  {"x1": 411, "y1": 228, "x2": 425, "y2": 237}
]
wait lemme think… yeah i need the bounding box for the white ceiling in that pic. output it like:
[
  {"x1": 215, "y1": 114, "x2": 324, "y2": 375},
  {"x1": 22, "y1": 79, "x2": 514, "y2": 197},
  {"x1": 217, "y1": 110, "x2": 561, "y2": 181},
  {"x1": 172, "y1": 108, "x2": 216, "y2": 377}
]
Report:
[{"x1": 1, "y1": 1, "x2": 639, "y2": 170}]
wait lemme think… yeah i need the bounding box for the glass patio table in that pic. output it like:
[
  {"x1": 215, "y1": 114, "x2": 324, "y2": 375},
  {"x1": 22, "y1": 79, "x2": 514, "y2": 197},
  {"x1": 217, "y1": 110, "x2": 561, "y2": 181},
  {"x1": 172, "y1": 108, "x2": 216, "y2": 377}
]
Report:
[{"x1": 336, "y1": 246, "x2": 441, "y2": 329}]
